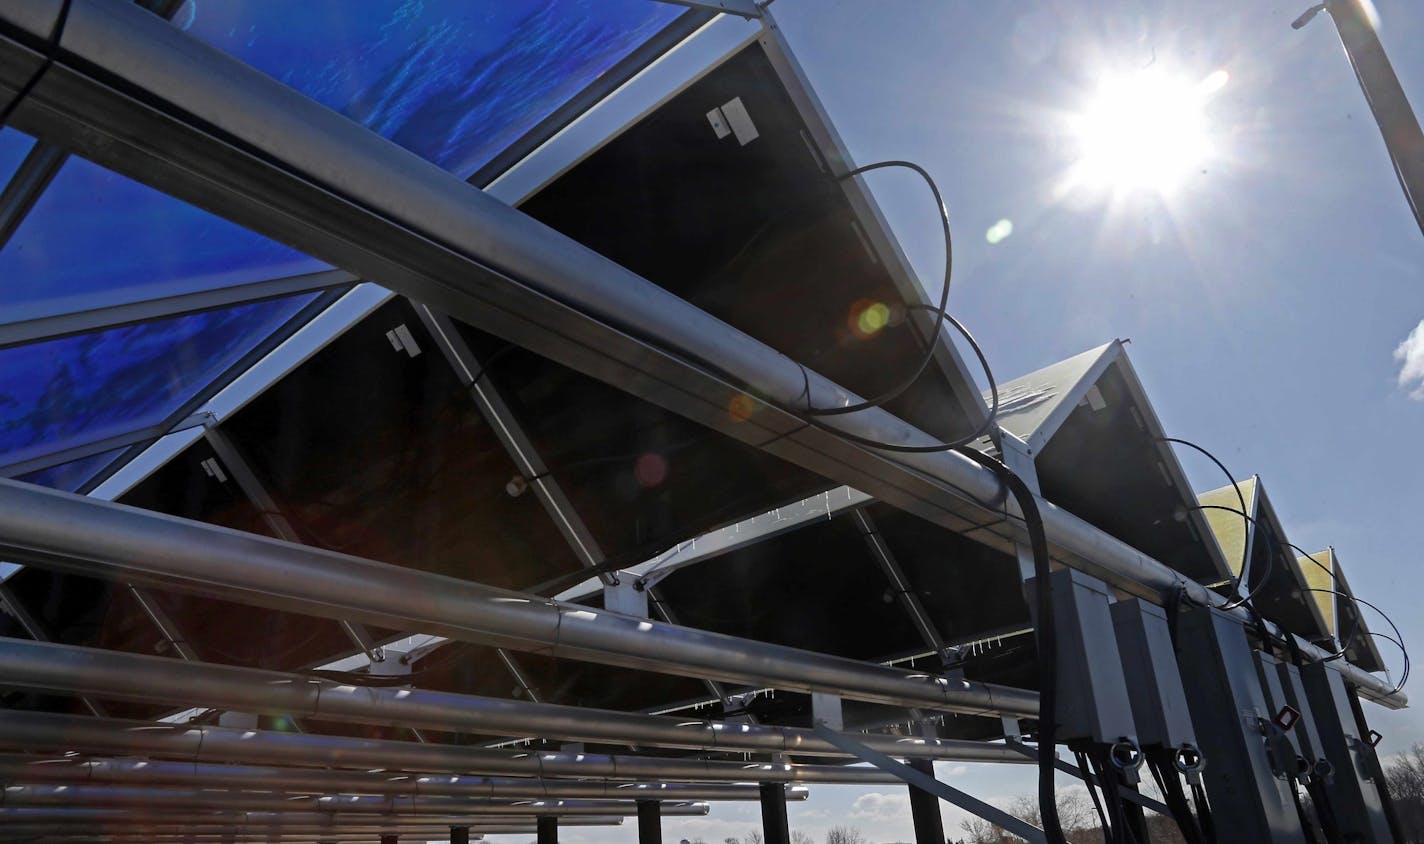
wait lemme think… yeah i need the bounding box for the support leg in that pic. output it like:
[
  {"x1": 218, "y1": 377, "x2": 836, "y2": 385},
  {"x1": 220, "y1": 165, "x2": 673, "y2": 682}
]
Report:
[
  {"x1": 761, "y1": 782, "x2": 790, "y2": 844},
  {"x1": 538, "y1": 815, "x2": 560, "y2": 844},
  {"x1": 638, "y1": 799, "x2": 663, "y2": 844},
  {"x1": 907, "y1": 759, "x2": 946, "y2": 844}
]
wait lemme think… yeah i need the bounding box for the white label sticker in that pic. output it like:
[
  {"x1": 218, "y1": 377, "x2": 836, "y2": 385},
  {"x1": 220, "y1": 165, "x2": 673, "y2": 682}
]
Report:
[
  {"x1": 706, "y1": 107, "x2": 731, "y2": 140},
  {"x1": 720, "y1": 96, "x2": 759, "y2": 146}
]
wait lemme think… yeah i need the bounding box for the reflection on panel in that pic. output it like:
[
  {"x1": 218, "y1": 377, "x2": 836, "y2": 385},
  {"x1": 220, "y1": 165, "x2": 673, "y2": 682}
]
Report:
[
  {"x1": 16, "y1": 447, "x2": 126, "y2": 493},
  {"x1": 182, "y1": 0, "x2": 685, "y2": 177},
  {"x1": 0, "y1": 293, "x2": 319, "y2": 469},
  {"x1": 0, "y1": 158, "x2": 325, "y2": 323}
]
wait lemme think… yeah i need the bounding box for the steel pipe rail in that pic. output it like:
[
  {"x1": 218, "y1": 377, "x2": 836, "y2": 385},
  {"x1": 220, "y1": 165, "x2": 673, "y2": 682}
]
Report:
[
  {"x1": 0, "y1": 2, "x2": 1399, "y2": 708},
  {"x1": 0, "y1": 637, "x2": 1032, "y2": 763},
  {"x1": 0, "y1": 710, "x2": 902, "y2": 785},
  {"x1": 0, "y1": 786, "x2": 711, "y2": 817},
  {"x1": 0, "y1": 813, "x2": 625, "y2": 834},
  {"x1": 0, "y1": 481, "x2": 1035, "y2": 719},
  {"x1": 0, "y1": 754, "x2": 803, "y2": 803}
]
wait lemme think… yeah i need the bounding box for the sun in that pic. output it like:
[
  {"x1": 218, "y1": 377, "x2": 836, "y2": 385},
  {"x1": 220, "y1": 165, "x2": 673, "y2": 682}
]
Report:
[{"x1": 1067, "y1": 68, "x2": 1228, "y2": 195}]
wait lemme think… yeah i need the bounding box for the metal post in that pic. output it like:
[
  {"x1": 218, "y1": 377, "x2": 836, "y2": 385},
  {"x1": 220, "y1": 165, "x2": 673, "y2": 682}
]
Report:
[
  {"x1": 759, "y1": 783, "x2": 789, "y2": 844},
  {"x1": 1320, "y1": 0, "x2": 1424, "y2": 240},
  {"x1": 381, "y1": 835, "x2": 397, "y2": 844},
  {"x1": 450, "y1": 829, "x2": 470, "y2": 844},
  {"x1": 537, "y1": 815, "x2": 559, "y2": 844},
  {"x1": 906, "y1": 759, "x2": 945, "y2": 844},
  {"x1": 636, "y1": 800, "x2": 661, "y2": 844}
]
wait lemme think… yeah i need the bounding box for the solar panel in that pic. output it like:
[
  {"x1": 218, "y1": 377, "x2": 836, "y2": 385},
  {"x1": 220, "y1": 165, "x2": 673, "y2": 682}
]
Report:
[
  {"x1": 0, "y1": 292, "x2": 321, "y2": 474},
  {"x1": 0, "y1": 158, "x2": 325, "y2": 325},
  {"x1": 182, "y1": 0, "x2": 686, "y2": 178}
]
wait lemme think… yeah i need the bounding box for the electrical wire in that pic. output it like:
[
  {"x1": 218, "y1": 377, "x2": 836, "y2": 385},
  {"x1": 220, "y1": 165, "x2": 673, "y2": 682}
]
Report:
[
  {"x1": 1188, "y1": 504, "x2": 1276, "y2": 610},
  {"x1": 1156, "y1": 438, "x2": 1258, "y2": 610},
  {"x1": 958, "y1": 448, "x2": 1066, "y2": 844},
  {"x1": 803, "y1": 161, "x2": 953, "y2": 417},
  {"x1": 1305, "y1": 589, "x2": 1411, "y2": 694}
]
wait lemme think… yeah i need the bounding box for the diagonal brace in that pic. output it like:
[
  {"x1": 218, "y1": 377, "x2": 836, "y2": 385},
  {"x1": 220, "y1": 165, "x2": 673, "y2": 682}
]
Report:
[{"x1": 811, "y1": 723, "x2": 1045, "y2": 843}]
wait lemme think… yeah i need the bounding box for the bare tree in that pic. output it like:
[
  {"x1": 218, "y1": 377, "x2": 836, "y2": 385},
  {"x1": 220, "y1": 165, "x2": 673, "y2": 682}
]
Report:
[
  {"x1": 1386, "y1": 742, "x2": 1424, "y2": 841},
  {"x1": 825, "y1": 826, "x2": 866, "y2": 844},
  {"x1": 790, "y1": 830, "x2": 814, "y2": 844},
  {"x1": 745, "y1": 832, "x2": 764, "y2": 844}
]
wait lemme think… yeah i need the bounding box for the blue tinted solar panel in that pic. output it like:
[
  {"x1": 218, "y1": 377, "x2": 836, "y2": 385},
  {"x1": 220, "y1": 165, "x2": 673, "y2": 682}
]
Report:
[
  {"x1": 181, "y1": 0, "x2": 684, "y2": 177},
  {"x1": 18, "y1": 447, "x2": 126, "y2": 493},
  {"x1": 0, "y1": 159, "x2": 327, "y2": 324},
  {"x1": 0, "y1": 293, "x2": 319, "y2": 470},
  {"x1": 0, "y1": 129, "x2": 34, "y2": 182}
]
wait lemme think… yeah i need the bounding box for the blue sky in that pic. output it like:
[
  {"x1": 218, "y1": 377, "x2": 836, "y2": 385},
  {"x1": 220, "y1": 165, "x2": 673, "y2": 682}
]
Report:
[{"x1": 525, "y1": 1, "x2": 1424, "y2": 841}]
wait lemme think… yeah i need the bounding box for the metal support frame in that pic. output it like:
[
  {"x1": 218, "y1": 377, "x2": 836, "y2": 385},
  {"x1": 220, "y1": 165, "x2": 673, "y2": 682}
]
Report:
[
  {"x1": 852, "y1": 509, "x2": 956, "y2": 665},
  {"x1": 556, "y1": 486, "x2": 872, "y2": 602},
  {"x1": 811, "y1": 723, "x2": 1045, "y2": 844},
  {"x1": 416, "y1": 303, "x2": 738, "y2": 713},
  {"x1": 450, "y1": 826, "x2": 471, "y2": 844},
  {"x1": 0, "y1": 635, "x2": 1035, "y2": 762},
  {"x1": 1322, "y1": 0, "x2": 1424, "y2": 240},
  {"x1": 0, "y1": 785, "x2": 710, "y2": 817},
  {"x1": 0, "y1": 269, "x2": 353, "y2": 350},
  {"x1": 0, "y1": 581, "x2": 105, "y2": 716},
  {"x1": 0, "y1": 709, "x2": 902, "y2": 785},
  {"x1": 654, "y1": 0, "x2": 761, "y2": 18},
  {"x1": 126, "y1": 583, "x2": 199, "y2": 662},
  {"x1": 905, "y1": 758, "x2": 946, "y2": 844},
  {"x1": 0, "y1": 753, "x2": 787, "y2": 803},
  {"x1": 0, "y1": 0, "x2": 1397, "y2": 709},
  {"x1": 203, "y1": 424, "x2": 391, "y2": 668},
  {"x1": 0, "y1": 411, "x2": 209, "y2": 479}
]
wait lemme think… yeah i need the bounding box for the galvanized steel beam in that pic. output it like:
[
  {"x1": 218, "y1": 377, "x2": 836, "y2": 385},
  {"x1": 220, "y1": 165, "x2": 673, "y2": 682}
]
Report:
[
  {"x1": 0, "y1": 636, "x2": 1033, "y2": 762},
  {"x1": 0, "y1": 710, "x2": 903, "y2": 785}
]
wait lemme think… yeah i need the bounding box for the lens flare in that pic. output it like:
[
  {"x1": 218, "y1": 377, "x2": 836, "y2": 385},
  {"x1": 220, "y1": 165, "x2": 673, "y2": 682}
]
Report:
[{"x1": 848, "y1": 300, "x2": 891, "y2": 339}]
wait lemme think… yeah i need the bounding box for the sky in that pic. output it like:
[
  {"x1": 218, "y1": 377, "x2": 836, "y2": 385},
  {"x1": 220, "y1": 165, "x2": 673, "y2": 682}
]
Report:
[{"x1": 500, "y1": 0, "x2": 1424, "y2": 841}]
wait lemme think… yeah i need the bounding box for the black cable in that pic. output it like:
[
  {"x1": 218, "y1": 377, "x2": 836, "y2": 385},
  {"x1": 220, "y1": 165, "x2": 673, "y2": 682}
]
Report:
[
  {"x1": 1157, "y1": 438, "x2": 1258, "y2": 610},
  {"x1": 1189, "y1": 504, "x2": 1276, "y2": 610},
  {"x1": 1076, "y1": 749, "x2": 1114, "y2": 843},
  {"x1": 1305, "y1": 589, "x2": 1411, "y2": 694},
  {"x1": 1147, "y1": 752, "x2": 1208, "y2": 844},
  {"x1": 803, "y1": 161, "x2": 953, "y2": 417},
  {"x1": 1190, "y1": 781, "x2": 1216, "y2": 842},
  {"x1": 958, "y1": 448, "x2": 1065, "y2": 844},
  {"x1": 0, "y1": 0, "x2": 73, "y2": 130}
]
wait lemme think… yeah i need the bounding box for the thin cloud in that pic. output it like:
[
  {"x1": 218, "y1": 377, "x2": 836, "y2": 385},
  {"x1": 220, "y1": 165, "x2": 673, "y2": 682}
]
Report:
[
  {"x1": 1395, "y1": 320, "x2": 1424, "y2": 399},
  {"x1": 850, "y1": 791, "x2": 910, "y2": 820}
]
